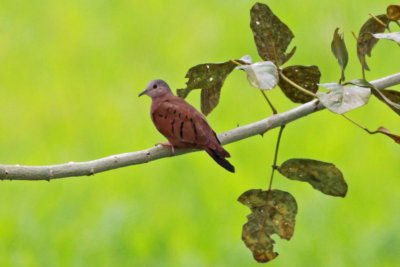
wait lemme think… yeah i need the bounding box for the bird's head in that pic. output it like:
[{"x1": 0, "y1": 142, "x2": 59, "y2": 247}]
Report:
[{"x1": 139, "y1": 79, "x2": 172, "y2": 98}]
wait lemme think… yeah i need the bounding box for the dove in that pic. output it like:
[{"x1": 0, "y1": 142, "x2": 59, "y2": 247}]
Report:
[{"x1": 139, "y1": 79, "x2": 234, "y2": 173}]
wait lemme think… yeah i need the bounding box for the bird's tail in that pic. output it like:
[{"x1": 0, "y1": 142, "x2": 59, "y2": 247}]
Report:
[{"x1": 205, "y1": 146, "x2": 235, "y2": 173}]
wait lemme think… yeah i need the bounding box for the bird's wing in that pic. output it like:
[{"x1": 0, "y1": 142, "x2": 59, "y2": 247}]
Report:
[{"x1": 151, "y1": 96, "x2": 217, "y2": 147}]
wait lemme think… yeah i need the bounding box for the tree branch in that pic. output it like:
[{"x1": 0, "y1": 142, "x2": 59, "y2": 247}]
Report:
[{"x1": 1, "y1": 73, "x2": 400, "y2": 181}]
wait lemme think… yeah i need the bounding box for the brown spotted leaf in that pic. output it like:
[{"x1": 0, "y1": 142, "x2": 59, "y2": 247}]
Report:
[
  {"x1": 387, "y1": 5, "x2": 400, "y2": 20},
  {"x1": 381, "y1": 89, "x2": 400, "y2": 104},
  {"x1": 331, "y1": 28, "x2": 348, "y2": 82},
  {"x1": 278, "y1": 159, "x2": 347, "y2": 197},
  {"x1": 357, "y1": 14, "x2": 389, "y2": 71},
  {"x1": 177, "y1": 60, "x2": 237, "y2": 116},
  {"x1": 278, "y1": 65, "x2": 321, "y2": 103},
  {"x1": 373, "y1": 88, "x2": 400, "y2": 116},
  {"x1": 238, "y1": 189, "x2": 297, "y2": 263},
  {"x1": 371, "y1": 127, "x2": 400, "y2": 144},
  {"x1": 250, "y1": 3, "x2": 296, "y2": 66}
]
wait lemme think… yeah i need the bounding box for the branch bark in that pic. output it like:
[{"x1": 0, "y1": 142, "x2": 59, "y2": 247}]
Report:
[{"x1": 1, "y1": 73, "x2": 400, "y2": 181}]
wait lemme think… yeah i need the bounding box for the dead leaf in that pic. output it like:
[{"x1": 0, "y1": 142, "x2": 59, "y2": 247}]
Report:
[
  {"x1": 331, "y1": 28, "x2": 348, "y2": 82},
  {"x1": 278, "y1": 65, "x2": 321, "y2": 103},
  {"x1": 278, "y1": 159, "x2": 347, "y2": 197},
  {"x1": 250, "y1": 3, "x2": 296, "y2": 66},
  {"x1": 357, "y1": 14, "x2": 389, "y2": 71},
  {"x1": 177, "y1": 61, "x2": 236, "y2": 116},
  {"x1": 238, "y1": 189, "x2": 297, "y2": 263},
  {"x1": 371, "y1": 127, "x2": 400, "y2": 144},
  {"x1": 387, "y1": 5, "x2": 400, "y2": 20}
]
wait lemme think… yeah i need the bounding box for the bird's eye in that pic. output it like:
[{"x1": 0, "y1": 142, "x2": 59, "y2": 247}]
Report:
[{"x1": 153, "y1": 84, "x2": 157, "y2": 89}]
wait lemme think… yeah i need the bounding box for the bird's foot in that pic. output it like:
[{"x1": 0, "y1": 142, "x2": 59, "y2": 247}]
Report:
[{"x1": 157, "y1": 142, "x2": 175, "y2": 155}]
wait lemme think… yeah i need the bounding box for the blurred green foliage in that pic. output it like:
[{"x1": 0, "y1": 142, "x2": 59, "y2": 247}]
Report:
[{"x1": 0, "y1": 0, "x2": 399, "y2": 266}]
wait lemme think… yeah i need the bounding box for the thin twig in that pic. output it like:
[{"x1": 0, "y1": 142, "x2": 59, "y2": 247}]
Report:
[
  {"x1": 342, "y1": 114, "x2": 372, "y2": 134},
  {"x1": 351, "y1": 31, "x2": 359, "y2": 42},
  {"x1": 230, "y1": 59, "x2": 242, "y2": 66},
  {"x1": 268, "y1": 125, "x2": 285, "y2": 191},
  {"x1": 260, "y1": 90, "x2": 277, "y2": 114}
]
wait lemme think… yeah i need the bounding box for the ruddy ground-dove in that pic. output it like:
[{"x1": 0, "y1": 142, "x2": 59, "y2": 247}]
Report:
[{"x1": 139, "y1": 79, "x2": 234, "y2": 173}]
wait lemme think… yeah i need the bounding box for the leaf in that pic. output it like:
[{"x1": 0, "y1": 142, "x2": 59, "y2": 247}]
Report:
[
  {"x1": 381, "y1": 89, "x2": 400, "y2": 104},
  {"x1": 240, "y1": 55, "x2": 253, "y2": 64},
  {"x1": 331, "y1": 28, "x2": 348, "y2": 82},
  {"x1": 177, "y1": 60, "x2": 236, "y2": 116},
  {"x1": 372, "y1": 32, "x2": 400, "y2": 44},
  {"x1": 357, "y1": 14, "x2": 389, "y2": 71},
  {"x1": 238, "y1": 189, "x2": 297, "y2": 263},
  {"x1": 317, "y1": 83, "x2": 371, "y2": 114},
  {"x1": 250, "y1": 3, "x2": 296, "y2": 66},
  {"x1": 372, "y1": 87, "x2": 400, "y2": 116},
  {"x1": 278, "y1": 65, "x2": 321, "y2": 103},
  {"x1": 237, "y1": 61, "x2": 278, "y2": 90},
  {"x1": 371, "y1": 127, "x2": 400, "y2": 144},
  {"x1": 387, "y1": 5, "x2": 400, "y2": 20},
  {"x1": 346, "y1": 78, "x2": 400, "y2": 116},
  {"x1": 278, "y1": 159, "x2": 347, "y2": 197}
]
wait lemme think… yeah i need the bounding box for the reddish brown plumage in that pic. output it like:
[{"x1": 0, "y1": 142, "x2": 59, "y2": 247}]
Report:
[{"x1": 139, "y1": 79, "x2": 234, "y2": 172}]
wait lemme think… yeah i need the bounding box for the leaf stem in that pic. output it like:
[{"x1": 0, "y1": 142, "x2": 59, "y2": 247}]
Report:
[
  {"x1": 351, "y1": 31, "x2": 359, "y2": 42},
  {"x1": 279, "y1": 70, "x2": 317, "y2": 98},
  {"x1": 342, "y1": 114, "x2": 372, "y2": 134},
  {"x1": 369, "y1": 13, "x2": 390, "y2": 32},
  {"x1": 268, "y1": 125, "x2": 285, "y2": 191},
  {"x1": 229, "y1": 59, "x2": 242, "y2": 66},
  {"x1": 260, "y1": 90, "x2": 277, "y2": 114}
]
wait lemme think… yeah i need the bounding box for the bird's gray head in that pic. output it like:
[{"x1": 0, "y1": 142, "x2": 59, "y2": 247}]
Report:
[{"x1": 139, "y1": 79, "x2": 172, "y2": 98}]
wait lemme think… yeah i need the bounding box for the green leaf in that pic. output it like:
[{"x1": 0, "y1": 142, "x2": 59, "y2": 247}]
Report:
[
  {"x1": 372, "y1": 32, "x2": 400, "y2": 44},
  {"x1": 278, "y1": 65, "x2": 321, "y2": 103},
  {"x1": 250, "y1": 3, "x2": 296, "y2": 66},
  {"x1": 317, "y1": 83, "x2": 371, "y2": 114},
  {"x1": 238, "y1": 189, "x2": 297, "y2": 263},
  {"x1": 371, "y1": 127, "x2": 400, "y2": 144},
  {"x1": 237, "y1": 61, "x2": 278, "y2": 90},
  {"x1": 331, "y1": 28, "x2": 348, "y2": 82},
  {"x1": 278, "y1": 159, "x2": 347, "y2": 197},
  {"x1": 387, "y1": 5, "x2": 400, "y2": 20},
  {"x1": 177, "y1": 60, "x2": 237, "y2": 115},
  {"x1": 357, "y1": 14, "x2": 389, "y2": 71}
]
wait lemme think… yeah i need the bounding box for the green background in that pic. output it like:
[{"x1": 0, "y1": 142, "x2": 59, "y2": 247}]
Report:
[{"x1": 0, "y1": 0, "x2": 399, "y2": 266}]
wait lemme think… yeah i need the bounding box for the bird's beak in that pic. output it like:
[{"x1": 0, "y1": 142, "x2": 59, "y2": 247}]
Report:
[{"x1": 138, "y1": 89, "x2": 147, "y2": 97}]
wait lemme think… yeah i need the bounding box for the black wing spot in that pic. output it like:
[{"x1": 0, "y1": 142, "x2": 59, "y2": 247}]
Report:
[
  {"x1": 158, "y1": 114, "x2": 163, "y2": 118},
  {"x1": 180, "y1": 121, "x2": 184, "y2": 139},
  {"x1": 173, "y1": 110, "x2": 177, "y2": 114},
  {"x1": 171, "y1": 119, "x2": 175, "y2": 135},
  {"x1": 190, "y1": 118, "x2": 198, "y2": 140},
  {"x1": 164, "y1": 115, "x2": 168, "y2": 119}
]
